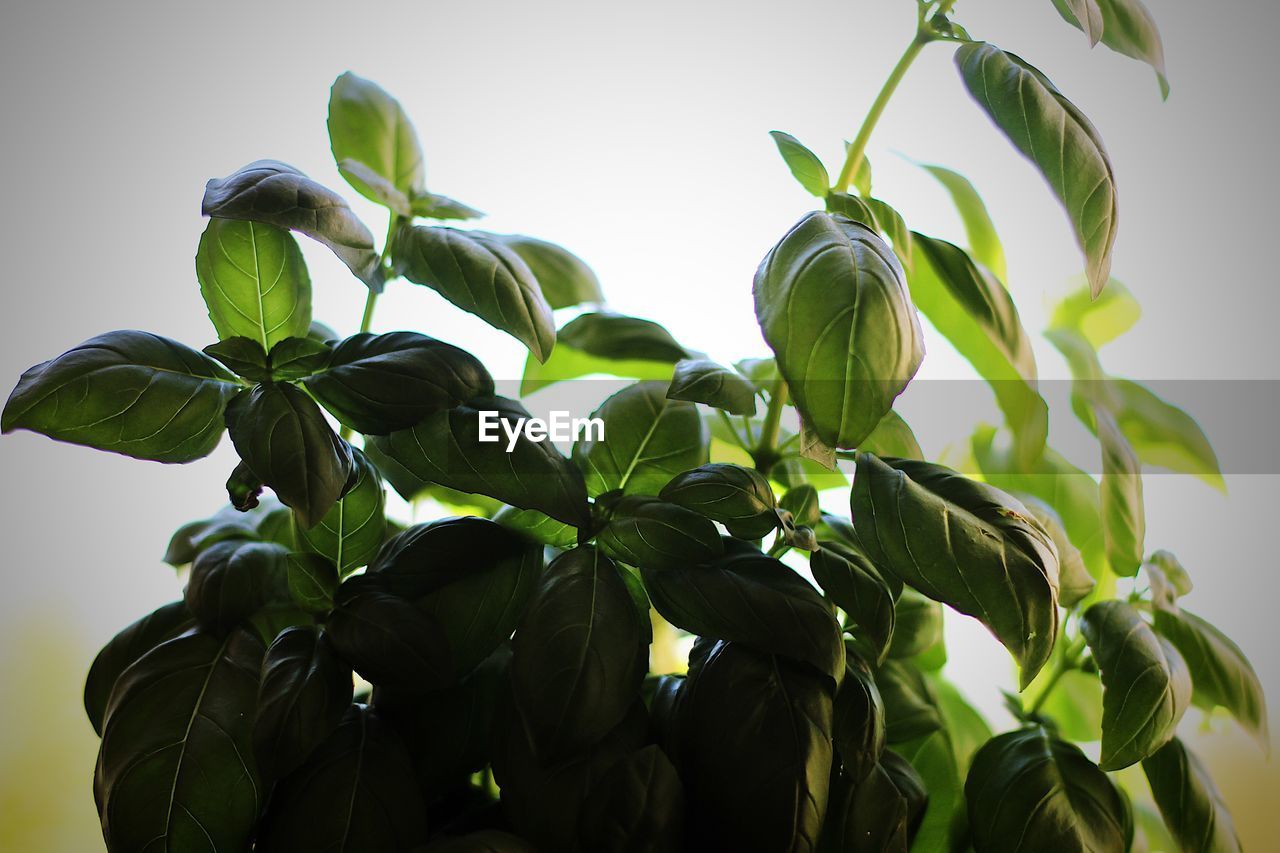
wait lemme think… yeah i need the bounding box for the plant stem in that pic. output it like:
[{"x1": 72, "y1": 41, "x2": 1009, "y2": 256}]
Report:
[
  {"x1": 1027, "y1": 659, "x2": 1070, "y2": 715},
  {"x1": 754, "y1": 377, "x2": 789, "y2": 464},
  {"x1": 340, "y1": 213, "x2": 399, "y2": 440},
  {"x1": 832, "y1": 0, "x2": 957, "y2": 194},
  {"x1": 358, "y1": 289, "x2": 379, "y2": 334}
]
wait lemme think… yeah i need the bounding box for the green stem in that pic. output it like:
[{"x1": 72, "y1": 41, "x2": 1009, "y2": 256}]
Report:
[
  {"x1": 358, "y1": 289, "x2": 379, "y2": 334},
  {"x1": 340, "y1": 213, "x2": 399, "y2": 440},
  {"x1": 754, "y1": 377, "x2": 789, "y2": 465},
  {"x1": 1027, "y1": 660, "x2": 1070, "y2": 715}
]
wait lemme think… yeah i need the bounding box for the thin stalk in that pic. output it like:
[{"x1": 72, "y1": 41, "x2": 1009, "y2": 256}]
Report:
[
  {"x1": 340, "y1": 213, "x2": 399, "y2": 440},
  {"x1": 754, "y1": 377, "x2": 789, "y2": 463}
]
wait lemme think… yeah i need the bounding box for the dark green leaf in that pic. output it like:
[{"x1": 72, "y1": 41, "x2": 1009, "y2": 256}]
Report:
[
  {"x1": 754, "y1": 212, "x2": 924, "y2": 448},
  {"x1": 852, "y1": 453, "x2": 1060, "y2": 687},
  {"x1": 367, "y1": 516, "x2": 533, "y2": 598},
  {"x1": 824, "y1": 192, "x2": 878, "y2": 228},
  {"x1": 821, "y1": 761, "x2": 909, "y2": 853},
  {"x1": 163, "y1": 499, "x2": 295, "y2": 568},
  {"x1": 203, "y1": 337, "x2": 270, "y2": 382},
  {"x1": 832, "y1": 658, "x2": 886, "y2": 784},
  {"x1": 574, "y1": 381, "x2": 708, "y2": 497},
  {"x1": 367, "y1": 395, "x2": 590, "y2": 527},
  {"x1": 896, "y1": 729, "x2": 962, "y2": 851},
  {"x1": 866, "y1": 197, "x2": 914, "y2": 260},
  {"x1": 643, "y1": 539, "x2": 845, "y2": 682},
  {"x1": 95, "y1": 628, "x2": 265, "y2": 853},
  {"x1": 956, "y1": 43, "x2": 1118, "y2": 297},
  {"x1": 326, "y1": 579, "x2": 453, "y2": 692},
  {"x1": 811, "y1": 542, "x2": 896, "y2": 665},
  {"x1": 185, "y1": 540, "x2": 289, "y2": 635},
  {"x1": 268, "y1": 336, "x2": 333, "y2": 380},
  {"x1": 328, "y1": 72, "x2": 425, "y2": 202},
  {"x1": 1081, "y1": 600, "x2": 1191, "y2": 769},
  {"x1": 1020, "y1": 495, "x2": 1094, "y2": 607},
  {"x1": 286, "y1": 553, "x2": 338, "y2": 614},
  {"x1": 771, "y1": 130, "x2": 830, "y2": 197},
  {"x1": 84, "y1": 601, "x2": 194, "y2": 736},
  {"x1": 1153, "y1": 607, "x2": 1268, "y2": 745},
  {"x1": 659, "y1": 462, "x2": 779, "y2": 539},
  {"x1": 559, "y1": 312, "x2": 691, "y2": 362},
  {"x1": 877, "y1": 659, "x2": 943, "y2": 744},
  {"x1": 880, "y1": 749, "x2": 928, "y2": 843},
  {"x1": 3, "y1": 331, "x2": 240, "y2": 463},
  {"x1": 256, "y1": 704, "x2": 428, "y2": 851},
  {"x1": 598, "y1": 495, "x2": 723, "y2": 570},
  {"x1": 1108, "y1": 378, "x2": 1224, "y2": 490},
  {"x1": 478, "y1": 233, "x2": 603, "y2": 309},
  {"x1": 253, "y1": 626, "x2": 352, "y2": 780},
  {"x1": 294, "y1": 448, "x2": 385, "y2": 574},
  {"x1": 1142, "y1": 737, "x2": 1242, "y2": 853},
  {"x1": 336, "y1": 157, "x2": 410, "y2": 215},
  {"x1": 195, "y1": 218, "x2": 312, "y2": 350},
  {"x1": 1055, "y1": 0, "x2": 1105, "y2": 45},
  {"x1": 202, "y1": 159, "x2": 383, "y2": 289},
  {"x1": 511, "y1": 547, "x2": 649, "y2": 761},
  {"x1": 577, "y1": 744, "x2": 686, "y2": 852},
  {"x1": 393, "y1": 223, "x2": 555, "y2": 361},
  {"x1": 1054, "y1": 0, "x2": 1169, "y2": 97},
  {"x1": 887, "y1": 588, "x2": 944, "y2": 663},
  {"x1": 1097, "y1": 409, "x2": 1145, "y2": 576},
  {"x1": 918, "y1": 163, "x2": 1006, "y2": 280},
  {"x1": 965, "y1": 726, "x2": 1131, "y2": 851},
  {"x1": 224, "y1": 382, "x2": 355, "y2": 529},
  {"x1": 410, "y1": 191, "x2": 486, "y2": 222},
  {"x1": 668, "y1": 358, "x2": 759, "y2": 416}
]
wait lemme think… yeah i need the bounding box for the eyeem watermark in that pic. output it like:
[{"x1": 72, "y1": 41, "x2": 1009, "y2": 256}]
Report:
[{"x1": 477, "y1": 410, "x2": 604, "y2": 452}]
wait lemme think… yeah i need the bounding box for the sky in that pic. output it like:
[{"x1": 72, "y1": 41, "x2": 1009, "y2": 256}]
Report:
[{"x1": 1, "y1": 0, "x2": 1277, "y2": 848}]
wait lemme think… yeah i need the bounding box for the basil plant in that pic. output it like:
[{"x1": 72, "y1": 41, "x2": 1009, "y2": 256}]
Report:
[{"x1": 2, "y1": 2, "x2": 1261, "y2": 851}]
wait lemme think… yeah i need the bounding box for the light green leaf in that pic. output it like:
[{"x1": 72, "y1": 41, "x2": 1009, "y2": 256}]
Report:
[
  {"x1": 918, "y1": 163, "x2": 1006, "y2": 280},
  {"x1": 1053, "y1": 0, "x2": 1169, "y2": 98},
  {"x1": 1050, "y1": 278, "x2": 1140, "y2": 348},
  {"x1": 336, "y1": 158, "x2": 411, "y2": 216},
  {"x1": 493, "y1": 505, "x2": 578, "y2": 548},
  {"x1": 1109, "y1": 378, "x2": 1224, "y2": 491},
  {"x1": 860, "y1": 410, "x2": 923, "y2": 461},
  {"x1": 328, "y1": 72, "x2": 425, "y2": 202},
  {"x1": 479, "y1": 233, "x2": 603, "y2": 309},
  {"x1": 294, "y1": 448, "x2": 385, "y2": 575},
  {"x1": 667, "y1": 358, "x2": 758, "y2": 416},
  {"x1": 770, "y1": 130, "x2": 830, "y2": 197},
  {"x1": 1055, "y1": 0, "x2": 1105, "y2": 46},
  {"x1": 285, "y1": 553, "x2": 339, "y2": 615}
]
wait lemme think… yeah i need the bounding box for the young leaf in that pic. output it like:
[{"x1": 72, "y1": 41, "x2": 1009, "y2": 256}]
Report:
[
  {"x1": 202, "y1": 159, "x2": 383, "y2": 289},
  {"x1": 851, "y1": 453, "x2": 1060, "y2": 687},
  {"x1": 1097, "y1": 409, "x2": 1145, "y2": 576},
  {"x1": 285, "y1": 553, "x2": 339, "y2": 614},
  {"x1": 186, "y1": 540, "x2": 289, "y2": 635},
  {"x1": 1081, "y1": 600, "x2": 1192, "y2": 770},
  {"x1": 810, "y1": 542, "x2": 896, "y2": 665},
  {"x1": 965, "y1": 726, "x2": 1131, "y2": 851},
  {"x1": 3, "y1": 331, "x2": 240, "y2": 463},
  {"x1": 477, "y1": 232, "x2": 604, "y2": 309},
  {"x1": 94, "y1": 628, "x2": 265, "y2": 853},
  {"x1": 267, "y1": 336, "x2": 332, "y2": 380},
  {"x1": 203, "y1": 337, "x2": 272, "y2": 382},
  {"x1": 659, "y1": 462, "x2": 779, "y2": 539},
  {"x1": 252, "y1": 626, "x2": 353, "y2": 781},
  {"x1": 597, "y1": 495, "x2": 724, "y2": 571},
  {"x1": 223, "y1": 382, "x2": 356, "y2": 529},
  {"x1": 255, "y1": 704, "x2": 428, "y2": 851},
  {"x1": 302, "y1": 331, "x2": 493, "y2": 435},
  {"x1": 1050, "y1": 278, "x2": 1140, "y2": 348},
  {"x1": 918, "y1": 162, "x2": 1007, "y2": 279},
  {"x1": 336, "y1": 158, "x2": 411, "y2": 216},
  {"x1": 754, "y1": 212, "x2": 924, "y2": 449},
  {"x1": 770, "y1": 130, "x2": 830, "y2": 197},
  {"x1": 1142, "y1": 738, "x2": 1243, "y2": 853},
  {"x1": 1056, "y1": 0, "x2": 1105, "y2": 45},
  {"x1": 909, "y1": 232, "x2": 1047, "y2": 466},
  {"x1": 859, "y1": 409, "x2": 923, "y2": 461},
  {"x1": 667, "y1": 358, "x2": 759, "y2": 416},
  {"x1": 367, "y1": 395, "x2": 591, "y2": 527},
  {"x1": 328, "y1": 72, "x2": 426, "y2": 203},
  {"x1": 865, "y1": 197, "x2": 914, "y2": 261},
  {"x1": 511, "y1": 547, "x2": 649, "y2": 762},
  {"x1": 577, "y1": 745, "x2": 686, "y2": 851},
  {"x1": 573, "y1": 381, "x2": 708, "y2": 497},
  {"x1": 1153, "y1": 607, "x2": 1268, "y2": 745},
  {"x1": 956, "y1": 43, "x2": 1118, "y2": 297},
  {"x1": 410, "y1": 191, "x2": 486, "y2": 222},
  {"x1": 83, "y1": 601, "x2": 194, "y2": 736},
  {"x1": 824, "y1": 191, "x2": 878, "y2": 228},
  {"x1": 393, "y1": 224, "x2": 556, "y2": 361},
  {"x1": 195, "y1": 219, "x2": 312, "y2": 351},
  {"x1": 294, "y1": 448, "x2": 386, "y2": 575},
  {"x1": 1053, "y1": 0, "x2": 1169, "y2": 97},
  {"x1": 642, "y1": 539, "x2": 845, "y2": 682},
  {"x1": 681, "y1": 641, "x2": 834, "y2": 853}
]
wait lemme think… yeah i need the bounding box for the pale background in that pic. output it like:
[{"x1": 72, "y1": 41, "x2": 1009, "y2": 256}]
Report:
[{"x1": 1, "y1": 0, "x2": 1276, "y2": 848}]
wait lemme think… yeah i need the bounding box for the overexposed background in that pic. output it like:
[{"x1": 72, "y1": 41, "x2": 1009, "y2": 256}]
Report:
[{"x1": 1, "y1": 0, "x2": 1277, "y2": 848}]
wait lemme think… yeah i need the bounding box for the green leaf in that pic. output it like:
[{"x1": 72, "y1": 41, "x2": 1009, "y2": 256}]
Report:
[
  {"x1": 956, "y1": 43, "x2": 1118, "y2": 297},
  {"x1": 877, "y1": 659, "x2": 943, "y2": 744},
  {"x1": 1108, "y1": 378, "x2": 1224, "y2": 490},
  {"x1": 367, "y1": 395, "x2": 590, "y2": 527},
  {"x1": 202, "y1": 159, "x2": 383, "y2": 289},
  {"x1": 1142, "y1": 738, "x2": 1242, "y2": 853},
  {"x1": 1153, "y1": 607, "x2": 1268, "y2": 745},
  {"x1": 1097, "y1": 409, "x2": 1145, "y2": 576},
  {"x1": 754, "y1": 212, "x2": 924, "y2": 448},
  {"x1": 1020, "y1": 495, "x2": 1094, "y2": 607},
  {"x1": 327, "y1": 72, "x2": 425, "y2": 202},
  {"x1": 410, "y1": 191, "x2": 486, "y2": 222},
  {"x1": 337, "y1": 158, "x2": 411, "y2": 215},
  {"x1": 668, "y1": 358, "x2": 758, "y2": 416},
  {"x1": 1055, "y1": 0, "x2": 1105, "y2": 45},
  {"x1": 302, "y1": 331, "x2": 493, "y2": 436},
  {"x1": 326, "y1": 578, "x2": 454, "y2": 692},
  {"x1": 253, "y1": 626, "x2": 352, "y2": 780},
  {"x1": 825, "y1": 192, "x2": 877, "y2": 229},
  {"x1": 393, "y1": 223, "x2": 556, "y2": 361},
  {"x1": 928, "y1": 675, "x2": 994, "y2": 770},
  {"x1": 477, "y1": 233, "x2": 604, "y2": 309},
  {"x1": 494, "y1": 505, "x2": 578, "y2": 548},
  {"x1": 1050, "y1": 278, "x2": 1140, "y2": 348},
  {"x1": 520, "y1": 344, "x2": 677, "y2": 396},
  {"x1": 642, "y1": 539, "x2": 845, "y2": 682},
  {"x1": 811, "y1": 542, "x2": 896, "y2": 665},
  {"x1": 909, "y1": 233, "x2": 1047, "y2": 466},
  {"x1": 888, "y1": 589, "x2": 944, "y2": 663},
  {"x1": 1081, "y1": 600, "x2": 1191, "y2": 769},
  {"x1": 285, "y1": 553, "x2": 338, "y2": 614},
  {"x1": 770, "y1": 130, "x2": 830, "y2": 197},
  {"x1": 366, "y1": 516, "x2": 534, "y2": 599},
  {"x1": 780, "y1": 483, "x2": 820, "y2": 528},
  {"x1": 965, "y1": 726, "x2": 1131, "y2": 851},
  {"x1": 185, "y1": 540, "x2": 289, "y2": 636},
  {"x1": 94, "y1": 628, "x2": 265, "y2": 853},
  {"x1": 597, "y1": 495, "x2": 724, "y2": 571},
  {"x1": 881, "y1": 749, "x2": 929, "y2": 845},
  {"x1": 1147, "y1": 549, "x2": 1193, "y2": 599},
  {"x1": 821, "y1": 762, "x2": 909, "y2": 853},
  {"x1": 866, "y1": 198, "x2": 915, "y2": 261},
  {"x1": 83, "y1": 601, "x2": 194, "y2": 736},
  {"x1": 852, "y1": 454, "x2": 1060, "y2": 687},
  {"x1": 1054, "y1": 0, "x2": 1169, "y2": 97},
  {"x1": 256, "y1": 704, "x2": 428, "y2": 851},
  {"x1": 3, "y1": 330, "x2": 240, "y2": 463},
  {"x1": 203, "y1": 337, "x2": 271, "y2": 382},
  {"x1": 1038, "y1": 669, "x2": 1104, "y2": 742},
  {"x1": 574, "y1": 380, "x2": 708, "y2": 497},
  {"x1": 511, "y1": 547, "x2": 649, "y2": 761},
  {"x1": 294, "y1": 448, "x2": 385, "y2": 575},
  {"x1": 578, "y1": 745, "x2": 686, "y2": 851},
  {"x1": 682, "y1": 641, "x2": 834, "y2": 853},
  {"x1": 224, "y1": 382, "x2": 355, "y2": 529},
  {"x1": 659, "y1": 462, "x2": 779, "y2": 539},
  {"x1": 918, "y1": 163, "x2": 1006, "y2": 280},
  {"x1": 860, "y1": 410, "x2": 923, "y2": 461},
  {"x1": 266, "y1": 337, "x2": 332, "y2": 381},
  {"x1": 196, "y1": 219, "x2": 312, "y2": 350},
  {"x1": 832, "y1": 657, "x2": 886, "y2": 784},
  {"x1": 559, "y1": 311, "x2": 691, "y2": 362}
]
